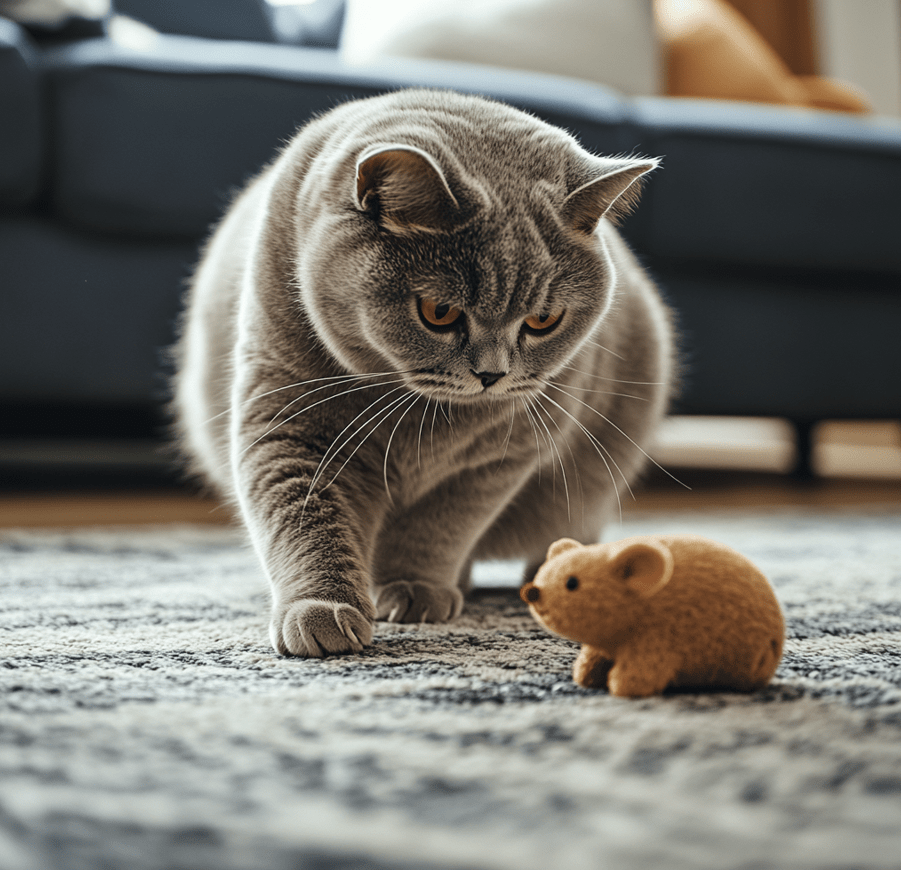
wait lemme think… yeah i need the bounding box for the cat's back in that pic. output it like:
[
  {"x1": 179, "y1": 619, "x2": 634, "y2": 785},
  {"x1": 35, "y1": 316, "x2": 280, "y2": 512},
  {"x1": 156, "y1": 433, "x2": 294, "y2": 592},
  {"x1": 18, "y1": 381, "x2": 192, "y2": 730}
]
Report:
[{"x1": 174, "y1": 169, "x2": 277, "y2": 487}]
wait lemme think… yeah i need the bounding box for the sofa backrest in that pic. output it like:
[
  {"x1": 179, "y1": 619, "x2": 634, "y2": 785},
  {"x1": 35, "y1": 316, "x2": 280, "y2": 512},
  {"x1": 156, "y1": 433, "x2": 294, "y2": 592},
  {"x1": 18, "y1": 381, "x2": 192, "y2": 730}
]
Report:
[
  {"x1": 40, "y1": 31, "x2": 901, "y2": 279},
  {"x1": 112, "y1": 0, "x2": 277, "y2": 43}
]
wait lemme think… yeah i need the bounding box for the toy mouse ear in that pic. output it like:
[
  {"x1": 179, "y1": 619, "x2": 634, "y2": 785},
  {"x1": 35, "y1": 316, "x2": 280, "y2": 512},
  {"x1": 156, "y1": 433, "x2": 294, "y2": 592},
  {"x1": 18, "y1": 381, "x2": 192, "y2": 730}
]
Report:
[
  {"x1": 546, "y1": 538, "x2": 582, "y2": 561},
  {"x1": 611, "y1": 540, "x2": 674, "y2": 598}
]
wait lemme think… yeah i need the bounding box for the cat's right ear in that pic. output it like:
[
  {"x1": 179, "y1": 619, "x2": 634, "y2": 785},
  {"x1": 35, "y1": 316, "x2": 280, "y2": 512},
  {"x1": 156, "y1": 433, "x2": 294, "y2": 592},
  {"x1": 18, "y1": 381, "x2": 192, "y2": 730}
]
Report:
[
  {"x1": 563, "y1": 156, "x2": 661, "y2": 234},
  {"x1": 355, "y1": 145, "x2": 460, "y2": 234}
]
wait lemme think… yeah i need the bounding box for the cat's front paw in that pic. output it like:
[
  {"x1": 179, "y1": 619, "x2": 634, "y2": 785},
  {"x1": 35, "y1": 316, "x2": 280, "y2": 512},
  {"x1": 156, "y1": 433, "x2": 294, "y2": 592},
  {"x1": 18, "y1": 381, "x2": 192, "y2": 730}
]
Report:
[
  {"x1": 375, "y1": 581, "x2": 463, "y2": 624},
  {"x1": 271, "y1": 599, "x2": 373, "y2": 657}
]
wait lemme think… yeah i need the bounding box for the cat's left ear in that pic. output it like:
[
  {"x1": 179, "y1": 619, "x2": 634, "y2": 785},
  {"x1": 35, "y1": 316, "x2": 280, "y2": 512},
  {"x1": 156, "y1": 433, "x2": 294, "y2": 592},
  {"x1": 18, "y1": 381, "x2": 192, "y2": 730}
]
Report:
[
  {"x1": 563, "y1": 157, "x2": 661, "y2": 234},
  {"x1": 355, "y1": 144, "x2": 460, "y2": 234}
]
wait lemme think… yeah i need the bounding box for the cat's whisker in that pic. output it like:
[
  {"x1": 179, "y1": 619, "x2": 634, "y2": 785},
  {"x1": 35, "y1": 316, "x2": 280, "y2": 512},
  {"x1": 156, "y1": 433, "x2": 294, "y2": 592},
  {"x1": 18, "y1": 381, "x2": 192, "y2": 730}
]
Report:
[
  {"x1": 430, "y1": 401, "x2": 440, "y2": 457},
  {"x1": 262, "y1": 376, "x2": 385, "y2": 435},
  {"x1": 317, "y1": 389, "x2": 417, "y2": 497},
  {"x1": 305, "y1": 386, "x2": 409, "y2": 499},
  {"x1": 539, "y1": 392, "x2": 587, "y2": 526},
  {"x1": 547, "y1": 379, "x2": 648, "y2": 401},
  {"x1": 531, "y1": 397, "x2": 571, "y2": 521},
  {"x1": 204, "y1": 376, "x2": 343, "y2": 426},
  {"x1": 538, "y1": 392, "x2": 628, "y2": 524},
  {"x1": 205, "y1": 370, "x2": 407, "y2": 426},
  {"x1": 298, "y1": 387, "x2": 410, "y2": 530},
  {"x1": 238, "y1": 377, "x2": 408, "y2": 459},
  {"x1": 439, "y1": 401, "x2": 453, "y2": 431},
  {"x1": 494, "y1": 401, "x2": 517, "y2": 474},
  {"x1": 581, "y1": 339, "x2": 625, "y2": 360},
  {"x1": 383, "y1": 393, "x2": 422, "y2": 504},
  {"x1": 519, "y1": 398, "x2": 544, "y2": 485},
  {"x1": 265, "y1": 372, "x2": 404, "y2": 427},
  {"x1": 560, "y1": 363, "x2": 664, "y2": 387},
  {"x1": 417, "y1": 398, "x2": 431, "y2": 470},
  {"x1": 540, "y1": 386, "x2": 638, "y2": 501},
  {"x1": 299, "y1": 388, "x2": 414, "y2": 531},
  {"x1": 544, "y1": 383, "x2": 691, "y2": 490},
  {"x1": 527, "y1": 397, "x2": 556, "y2": 496},
  {"x1": 535, "y1": 395, "x2": 583, "y2": 524}
]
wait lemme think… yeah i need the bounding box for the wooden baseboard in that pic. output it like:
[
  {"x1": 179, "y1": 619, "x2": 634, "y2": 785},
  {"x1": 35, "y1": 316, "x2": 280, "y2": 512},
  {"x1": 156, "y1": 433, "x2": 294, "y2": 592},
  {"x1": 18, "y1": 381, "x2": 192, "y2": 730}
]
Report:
[{"x1": 1, "y1": 473, "x2": 899, "y2": 528}]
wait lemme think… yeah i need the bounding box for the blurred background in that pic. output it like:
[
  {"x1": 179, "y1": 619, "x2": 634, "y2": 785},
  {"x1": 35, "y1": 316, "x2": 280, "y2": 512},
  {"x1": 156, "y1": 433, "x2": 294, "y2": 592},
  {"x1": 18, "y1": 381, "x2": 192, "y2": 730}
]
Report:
[{"x1": 1, "y1": 0, "x2": 899, "y2": 515}]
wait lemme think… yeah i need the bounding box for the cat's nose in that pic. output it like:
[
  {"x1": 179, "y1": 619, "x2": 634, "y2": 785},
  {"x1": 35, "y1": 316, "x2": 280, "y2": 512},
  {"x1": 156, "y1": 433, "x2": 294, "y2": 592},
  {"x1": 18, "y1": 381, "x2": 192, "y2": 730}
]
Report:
[{"x1": 472, "y1": 370, "x2": 505, "y2": 389}]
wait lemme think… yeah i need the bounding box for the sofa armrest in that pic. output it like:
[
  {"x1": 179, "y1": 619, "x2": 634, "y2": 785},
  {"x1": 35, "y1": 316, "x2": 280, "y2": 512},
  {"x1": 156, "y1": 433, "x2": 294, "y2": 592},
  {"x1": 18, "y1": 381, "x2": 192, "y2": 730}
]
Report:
[{"x1": 0, "y1": 18, "x2": 44, "y2": 209}]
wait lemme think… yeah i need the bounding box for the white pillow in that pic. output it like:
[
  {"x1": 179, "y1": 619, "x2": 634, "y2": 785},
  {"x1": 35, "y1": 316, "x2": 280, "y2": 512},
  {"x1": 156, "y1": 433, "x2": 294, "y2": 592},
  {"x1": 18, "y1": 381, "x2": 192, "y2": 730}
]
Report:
[
  {"x1": 340, "y1": 0, "x2": 660, "y2": 97},
  {"x1": 1, "y1": 0, "x2": 109, "y2": 25}
]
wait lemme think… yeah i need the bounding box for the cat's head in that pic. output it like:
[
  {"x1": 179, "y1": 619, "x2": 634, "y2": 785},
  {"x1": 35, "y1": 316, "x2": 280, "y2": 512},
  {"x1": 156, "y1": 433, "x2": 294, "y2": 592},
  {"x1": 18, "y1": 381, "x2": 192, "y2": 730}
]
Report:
[{"x1": 297, "y1": 94, "x2": 659, "y2": 404}]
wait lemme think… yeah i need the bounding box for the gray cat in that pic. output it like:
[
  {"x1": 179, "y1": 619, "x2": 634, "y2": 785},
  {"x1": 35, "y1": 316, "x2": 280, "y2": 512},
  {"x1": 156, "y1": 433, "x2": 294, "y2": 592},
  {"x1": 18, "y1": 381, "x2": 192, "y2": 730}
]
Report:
[{"x1": 173, "y1": 89, "x2": 676, "y2": 657}]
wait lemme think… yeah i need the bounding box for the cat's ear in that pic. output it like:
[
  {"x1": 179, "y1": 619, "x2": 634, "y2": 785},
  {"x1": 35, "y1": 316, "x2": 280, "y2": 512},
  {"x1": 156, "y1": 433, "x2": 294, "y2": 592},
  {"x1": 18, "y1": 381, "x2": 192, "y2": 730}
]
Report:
[
  {"x1": 563, "y1": 157, "x2": 660, "y2": 235},
  {"x1": 355, "y1": 144, "x2": 459, "y2": 234}
]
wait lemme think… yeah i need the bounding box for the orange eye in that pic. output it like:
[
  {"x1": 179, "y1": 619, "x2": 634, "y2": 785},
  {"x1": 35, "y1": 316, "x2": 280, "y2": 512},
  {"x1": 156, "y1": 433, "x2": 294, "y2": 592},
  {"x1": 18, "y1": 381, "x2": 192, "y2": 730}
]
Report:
[
  {"x1": 419, "y1": 298, "x2": 463, "y2": 329},
  {"x1": 524, "y1": 309, "x2": 564, "y2": 333}
]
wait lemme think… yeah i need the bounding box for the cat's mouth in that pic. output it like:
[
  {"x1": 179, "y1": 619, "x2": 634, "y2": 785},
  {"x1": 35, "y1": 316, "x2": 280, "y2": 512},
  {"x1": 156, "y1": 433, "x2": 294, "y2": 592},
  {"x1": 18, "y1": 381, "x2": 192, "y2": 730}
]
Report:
[{"x1": 406, "y1": 372, "x2": 541, "y2": 403}]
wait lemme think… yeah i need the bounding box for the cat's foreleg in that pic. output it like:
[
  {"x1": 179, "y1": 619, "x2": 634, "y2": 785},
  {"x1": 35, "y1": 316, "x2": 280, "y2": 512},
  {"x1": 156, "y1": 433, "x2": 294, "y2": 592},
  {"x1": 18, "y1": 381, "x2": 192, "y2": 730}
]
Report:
[
  {"x1": 232, "y1": 422, "x2": 382, "y2": 657},
  {"x1": 473, "y1": 467, "x2": 618, "y2": 582},
  {"x1": 371, "y1": 461, "x2": 533, "y2": 623}
]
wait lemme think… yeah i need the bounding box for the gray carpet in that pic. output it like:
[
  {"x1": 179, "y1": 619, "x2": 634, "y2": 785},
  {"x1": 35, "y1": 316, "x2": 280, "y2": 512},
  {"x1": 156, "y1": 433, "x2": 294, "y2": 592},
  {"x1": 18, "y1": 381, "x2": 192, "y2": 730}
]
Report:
[{"x1": 2, "y1": 507, "x2": 901, "y2": 870}]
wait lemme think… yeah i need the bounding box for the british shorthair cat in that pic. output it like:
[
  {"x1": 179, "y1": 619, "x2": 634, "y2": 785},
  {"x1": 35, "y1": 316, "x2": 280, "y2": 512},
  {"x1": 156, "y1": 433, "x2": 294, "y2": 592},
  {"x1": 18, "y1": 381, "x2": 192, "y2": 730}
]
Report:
[{"x1": 173, "y1": 89, "x2": 676, "y2": 657}]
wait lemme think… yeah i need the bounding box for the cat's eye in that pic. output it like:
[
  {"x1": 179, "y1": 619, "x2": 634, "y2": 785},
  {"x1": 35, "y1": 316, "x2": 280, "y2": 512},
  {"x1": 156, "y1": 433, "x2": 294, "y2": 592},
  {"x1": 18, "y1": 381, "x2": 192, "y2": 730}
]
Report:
[
  {"x1": 523, "y1": 309, "x2": 564, "y2": 334},
  {"x1": 419, "y1": 297, "x2": 463, "y2": 329}
]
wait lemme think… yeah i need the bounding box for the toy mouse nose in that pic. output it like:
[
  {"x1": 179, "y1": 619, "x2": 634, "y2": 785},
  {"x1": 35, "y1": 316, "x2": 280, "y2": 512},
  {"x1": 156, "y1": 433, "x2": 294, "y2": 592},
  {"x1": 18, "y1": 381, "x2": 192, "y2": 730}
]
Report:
[{"x1": 521, "y1": 584, "x2": 540, "y2": 603}]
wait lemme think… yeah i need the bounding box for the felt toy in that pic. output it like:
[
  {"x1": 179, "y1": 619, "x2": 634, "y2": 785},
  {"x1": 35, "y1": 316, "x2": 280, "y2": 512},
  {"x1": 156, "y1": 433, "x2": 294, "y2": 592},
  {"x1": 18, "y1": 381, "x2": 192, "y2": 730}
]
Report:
[{"x1": 521, "y1": 534, "x2": 785, "y2": 698}]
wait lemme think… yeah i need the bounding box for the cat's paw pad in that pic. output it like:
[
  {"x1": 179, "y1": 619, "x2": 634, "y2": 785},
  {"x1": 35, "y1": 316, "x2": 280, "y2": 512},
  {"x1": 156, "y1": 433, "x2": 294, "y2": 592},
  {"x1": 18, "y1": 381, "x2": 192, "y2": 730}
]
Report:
[
  {"x1": 375, "y1": 581, "x2": 463, "y2": 624},
  {"x1": 271, "y1": 599, "x2": 373, "y2": 657}
]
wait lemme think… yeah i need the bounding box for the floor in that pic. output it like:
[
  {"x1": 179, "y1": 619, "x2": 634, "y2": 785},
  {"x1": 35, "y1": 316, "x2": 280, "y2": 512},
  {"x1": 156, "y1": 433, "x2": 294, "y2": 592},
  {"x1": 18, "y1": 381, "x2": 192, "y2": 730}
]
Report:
[
  {"x1": 2, "y1": 418, "x2": 899, "y2": 527},
  {"x1": 2, "y1": 470, "x2": 900, "y2": 529}
]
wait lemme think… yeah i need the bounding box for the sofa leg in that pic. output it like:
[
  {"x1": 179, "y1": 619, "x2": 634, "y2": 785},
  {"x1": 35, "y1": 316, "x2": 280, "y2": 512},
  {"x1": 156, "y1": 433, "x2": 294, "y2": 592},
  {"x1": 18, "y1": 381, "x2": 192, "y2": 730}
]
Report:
[{"x1": 792, "y1": 419, "x2": 817, "y2": 480}]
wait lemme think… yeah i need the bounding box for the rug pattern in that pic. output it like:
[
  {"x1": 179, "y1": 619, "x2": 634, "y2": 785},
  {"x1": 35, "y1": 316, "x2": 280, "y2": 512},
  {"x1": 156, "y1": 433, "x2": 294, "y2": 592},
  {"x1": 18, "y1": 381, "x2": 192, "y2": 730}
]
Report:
[{"x1": 1, "y1": 508, "x2": 900, "y2": 870}]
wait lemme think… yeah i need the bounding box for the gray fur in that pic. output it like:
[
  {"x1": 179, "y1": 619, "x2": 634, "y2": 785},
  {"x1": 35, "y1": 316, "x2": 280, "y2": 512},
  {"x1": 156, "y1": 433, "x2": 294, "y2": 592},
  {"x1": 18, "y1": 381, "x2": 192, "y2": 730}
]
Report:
[{"x1": 173, "y1": 90, "x2": 676, "y2": 657}]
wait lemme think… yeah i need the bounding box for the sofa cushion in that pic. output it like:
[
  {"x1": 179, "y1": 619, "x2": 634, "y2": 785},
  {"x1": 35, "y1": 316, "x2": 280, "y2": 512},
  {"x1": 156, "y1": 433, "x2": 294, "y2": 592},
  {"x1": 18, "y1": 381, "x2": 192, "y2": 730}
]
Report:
[
  {"x1": 0, "y1": 216, "x2": 197, "y2": 404},
  {"x1": 0, "y1": 18, "x2": 43, "y2": 209},
  {"x1": 44, "y1": 34, "x2": 632, "y2": 238},
  {"x1": 660, "y1": 261, "x2": 901, "y2": 419},
  {"x1": 633, "y1": 97, "x2": 901, "y2": 275}
]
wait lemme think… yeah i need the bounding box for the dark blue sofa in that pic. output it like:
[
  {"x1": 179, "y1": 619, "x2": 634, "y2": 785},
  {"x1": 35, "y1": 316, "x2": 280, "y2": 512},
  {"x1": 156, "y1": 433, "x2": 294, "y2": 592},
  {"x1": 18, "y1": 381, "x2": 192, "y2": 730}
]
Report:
[{"x1": 2, "y1": 0, "x2": 899, "y2": 475}]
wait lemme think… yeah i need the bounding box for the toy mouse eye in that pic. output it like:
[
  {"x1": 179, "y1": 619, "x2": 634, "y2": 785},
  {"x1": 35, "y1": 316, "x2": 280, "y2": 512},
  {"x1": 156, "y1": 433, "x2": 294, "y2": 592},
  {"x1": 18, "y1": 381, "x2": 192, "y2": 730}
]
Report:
[{"x1": 565, "y1": 576, "x2": 579, "y2": 591}]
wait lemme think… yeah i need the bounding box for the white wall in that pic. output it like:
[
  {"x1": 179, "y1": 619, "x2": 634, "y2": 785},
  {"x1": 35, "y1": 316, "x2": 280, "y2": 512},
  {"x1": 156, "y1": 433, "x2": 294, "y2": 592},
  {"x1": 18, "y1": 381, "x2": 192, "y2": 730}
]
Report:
[{"x1": 814, "y1": 0, "x2": 901, "y2": 115}]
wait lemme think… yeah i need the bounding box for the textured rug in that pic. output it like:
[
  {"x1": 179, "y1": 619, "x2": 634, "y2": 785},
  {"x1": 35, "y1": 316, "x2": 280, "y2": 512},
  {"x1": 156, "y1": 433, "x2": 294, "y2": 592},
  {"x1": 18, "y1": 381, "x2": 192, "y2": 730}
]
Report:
[{"x1": 2, "y1": 507, "x2": 901, "y2": 870}]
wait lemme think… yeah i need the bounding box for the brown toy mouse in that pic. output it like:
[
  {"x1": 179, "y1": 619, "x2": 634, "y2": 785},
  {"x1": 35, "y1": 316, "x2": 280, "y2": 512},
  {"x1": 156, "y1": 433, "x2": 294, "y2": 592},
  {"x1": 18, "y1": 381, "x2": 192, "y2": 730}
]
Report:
[{"x1": 521, "y1": 535, "x2": 785, "y2": 698}]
